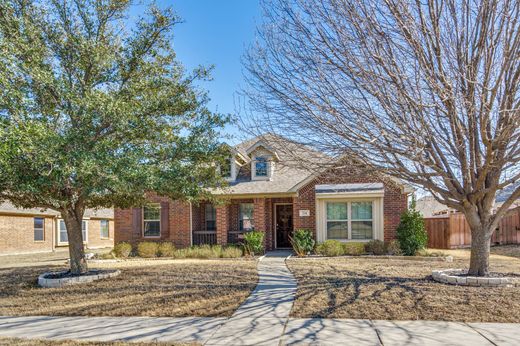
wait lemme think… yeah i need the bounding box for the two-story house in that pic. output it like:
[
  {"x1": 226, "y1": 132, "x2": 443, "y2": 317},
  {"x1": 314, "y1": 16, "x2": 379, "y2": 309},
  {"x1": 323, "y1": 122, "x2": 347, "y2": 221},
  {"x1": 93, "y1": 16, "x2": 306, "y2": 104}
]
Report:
[{"x1": 114, "y1": 135, "x2": 413, "y2": 250}]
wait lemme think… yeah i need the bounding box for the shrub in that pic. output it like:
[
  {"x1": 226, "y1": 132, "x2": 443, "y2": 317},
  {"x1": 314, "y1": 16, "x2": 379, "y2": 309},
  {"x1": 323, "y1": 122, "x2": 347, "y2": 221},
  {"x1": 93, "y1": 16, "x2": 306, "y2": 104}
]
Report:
[
  {"x1": 137, "y1": 241, "x2": 159, "y2": 258},
  {"x1": 221, "y1": 245, "x2": 243, "y2": 258},
  {"x1": 365, "y1": 240, "x2": 386, "y2": 255},
  {"x1": 290, "y1": 229, "x2": 315, "y2": 257},
  {"x1": 157, "y1": 242, "x2": 175, "y2": 257},
  {"x1": 243, "y1": 231, "x2": 265, "y2": 256},
  {"x1": 173, "y1": 248, "x2": 187, "y2": 259},
  {"x1": 315, "y1": 240, "x2": 344, "y2": 256},
  {"x1": 113, "y1": 242, "x2": 132, "y2": 258},
  {"x1": 342, "y1": 242, "x2": 365, "y2": 256},
  {"x1": 385, "y1": 240, "x2": 402, "y2": 256},
  {"x1": 99, "y1": 252, "x2": 116, "y2": 260},
  {"x1": 396, "y1": 199, "x2": 428, "y2": 256}
]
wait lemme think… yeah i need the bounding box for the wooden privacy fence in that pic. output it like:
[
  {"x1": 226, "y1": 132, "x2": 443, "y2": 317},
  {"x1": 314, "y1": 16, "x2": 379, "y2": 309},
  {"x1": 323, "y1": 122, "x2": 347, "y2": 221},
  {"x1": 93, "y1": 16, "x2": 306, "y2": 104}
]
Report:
[{"x1": 424, "y1": 207, "x2": 520, "y2": 249}]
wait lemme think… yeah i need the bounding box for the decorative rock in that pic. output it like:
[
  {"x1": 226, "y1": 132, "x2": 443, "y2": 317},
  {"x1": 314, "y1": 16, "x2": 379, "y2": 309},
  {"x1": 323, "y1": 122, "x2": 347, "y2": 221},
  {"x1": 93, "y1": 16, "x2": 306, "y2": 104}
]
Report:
[{"x1": 38, "y1": 270, "x2": 120, "y2": 288}]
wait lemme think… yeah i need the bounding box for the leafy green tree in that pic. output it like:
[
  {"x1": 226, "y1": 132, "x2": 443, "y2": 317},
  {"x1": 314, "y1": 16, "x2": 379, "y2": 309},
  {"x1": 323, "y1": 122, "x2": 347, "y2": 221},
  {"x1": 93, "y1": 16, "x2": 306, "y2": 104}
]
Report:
[
  {"x1": 396, "y1": 198, "x2": 428, "y2": 256},
  {"x1": 0, "y1": 0, "x2": 228, "y2": 274}
]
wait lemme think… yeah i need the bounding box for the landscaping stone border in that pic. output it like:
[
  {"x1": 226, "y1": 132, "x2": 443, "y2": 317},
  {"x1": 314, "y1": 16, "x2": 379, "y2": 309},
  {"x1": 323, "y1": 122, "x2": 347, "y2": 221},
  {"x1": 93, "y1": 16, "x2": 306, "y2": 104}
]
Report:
[
  {"x1": 296, "y1": 255, "x2": 453, "y2": 262},
  {"x1": 38, "y1": 270, "x2": 121, "y2": 288},
  {"x1": 432, "y1": 269, "x2": 516, "y2": 287}
]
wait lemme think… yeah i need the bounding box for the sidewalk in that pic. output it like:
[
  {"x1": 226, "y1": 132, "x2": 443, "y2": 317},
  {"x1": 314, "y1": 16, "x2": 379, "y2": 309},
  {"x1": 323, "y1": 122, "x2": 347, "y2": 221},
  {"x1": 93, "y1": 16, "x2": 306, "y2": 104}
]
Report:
[
  {"x1": 0, "y1": 251, "x2": 519, "y2": 345},
  {"x1": 1, "y1": 315, "x2": 519, "y2": 345}
]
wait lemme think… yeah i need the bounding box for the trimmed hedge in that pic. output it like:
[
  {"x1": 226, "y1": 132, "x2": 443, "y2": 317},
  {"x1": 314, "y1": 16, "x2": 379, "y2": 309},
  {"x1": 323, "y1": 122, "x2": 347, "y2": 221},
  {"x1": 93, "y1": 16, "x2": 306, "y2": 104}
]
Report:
[
  {"x1": 315, "y1": 240, "x2": 344, "y2": 256},
  {"x1": 136, "y1": 241, "x2": 159, "y2": 258},
  {"x1": 342, "y1": 242, "x2": 365, "y2": 255},
  {"x1": 113, "y1": 242, "x2": 132, "y2": 258}
]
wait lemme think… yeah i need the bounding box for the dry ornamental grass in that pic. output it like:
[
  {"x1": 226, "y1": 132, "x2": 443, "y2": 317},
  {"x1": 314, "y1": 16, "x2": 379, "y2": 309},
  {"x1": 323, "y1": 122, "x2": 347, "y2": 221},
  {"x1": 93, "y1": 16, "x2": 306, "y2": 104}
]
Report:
[
  {"x1": 288, "y1": 248, "x2": 520, "y2": 322},
  {"x1": 0, "y1": 260, "x2": 257, "y2": 317}
]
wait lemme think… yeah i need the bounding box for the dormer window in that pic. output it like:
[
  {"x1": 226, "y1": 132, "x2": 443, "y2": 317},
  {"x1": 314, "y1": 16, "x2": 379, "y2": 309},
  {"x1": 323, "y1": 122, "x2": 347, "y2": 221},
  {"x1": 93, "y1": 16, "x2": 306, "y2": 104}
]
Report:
[
  {"x1": 221, "y1": 157, "x2": 232, "y2": 179},
  {"x1": 255, "y1": 157, "x2": 268, "y2": 177}
]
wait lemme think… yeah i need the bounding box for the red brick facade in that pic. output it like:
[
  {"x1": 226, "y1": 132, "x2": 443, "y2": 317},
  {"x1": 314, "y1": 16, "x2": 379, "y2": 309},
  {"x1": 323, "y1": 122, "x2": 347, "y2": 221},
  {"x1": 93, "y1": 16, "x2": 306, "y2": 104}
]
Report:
[
  {"x1": 114, "y1": 168, "x2": 409, "y2": 250},
  {"x1": 114, "y1": 192, "x2": 191, "y2": 248}
]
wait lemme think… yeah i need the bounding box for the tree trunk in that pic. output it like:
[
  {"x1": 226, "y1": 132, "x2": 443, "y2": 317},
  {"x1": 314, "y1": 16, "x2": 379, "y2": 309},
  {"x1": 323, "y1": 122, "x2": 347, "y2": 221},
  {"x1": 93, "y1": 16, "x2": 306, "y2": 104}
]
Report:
[
  {"x1": 62, "y1": 211, "x2": 88, "y2": 275},
  {"x1": 468, "y1": 225, "x2": 492, "y2": 277}
]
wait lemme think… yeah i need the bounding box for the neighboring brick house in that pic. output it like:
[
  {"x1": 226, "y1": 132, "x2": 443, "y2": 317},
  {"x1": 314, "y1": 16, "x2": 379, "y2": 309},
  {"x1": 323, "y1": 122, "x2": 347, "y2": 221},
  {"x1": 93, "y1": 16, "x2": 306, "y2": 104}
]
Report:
[
  {"x1": 0, "y1": 202, "x2": 114, "y2": 255},
  {"x1": 115, "y1": 135, "x2": 413, "y2": 250}
]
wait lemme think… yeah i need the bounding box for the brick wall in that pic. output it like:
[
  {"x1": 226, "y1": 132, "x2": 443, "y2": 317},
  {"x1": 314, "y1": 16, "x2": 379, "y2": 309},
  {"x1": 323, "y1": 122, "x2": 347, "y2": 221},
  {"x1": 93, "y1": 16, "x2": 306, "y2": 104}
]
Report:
[
  {"x1": 114, "y1": 192, "x2": 191, "y2": 248},
  {"x1": 87, "y1": 219, "x2": 115, "y2": 248},
  {"x1": 293, "y1": 167, "x2": 408, "y2": 241},
  {"x1": 0, "y1": 214, "x2": 54, "y2": 254},
  {"x1": 0, "y1": 214, "x2": 114, "y2": 255},
  {"x1": 113, "y1": 170, "x2": 408, "y2": 249}
]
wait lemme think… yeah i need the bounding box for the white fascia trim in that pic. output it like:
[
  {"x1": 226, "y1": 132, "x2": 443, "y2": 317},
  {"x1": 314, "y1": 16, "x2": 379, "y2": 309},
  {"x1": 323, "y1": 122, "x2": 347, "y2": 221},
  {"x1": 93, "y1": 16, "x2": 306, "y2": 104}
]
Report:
[{"x1": 316, "y1": 192, "x2": 385, "y2": 199}]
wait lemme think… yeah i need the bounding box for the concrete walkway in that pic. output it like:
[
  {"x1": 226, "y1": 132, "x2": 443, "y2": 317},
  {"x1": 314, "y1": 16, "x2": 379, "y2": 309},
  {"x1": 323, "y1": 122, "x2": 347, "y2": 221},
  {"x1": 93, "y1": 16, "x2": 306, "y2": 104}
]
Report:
[
  {"x1": 1, "y1": 251, "x2": 520, "y2": 345},
  {"x1": 205, "y1": 250, "x2": 296, "y2": 345}
]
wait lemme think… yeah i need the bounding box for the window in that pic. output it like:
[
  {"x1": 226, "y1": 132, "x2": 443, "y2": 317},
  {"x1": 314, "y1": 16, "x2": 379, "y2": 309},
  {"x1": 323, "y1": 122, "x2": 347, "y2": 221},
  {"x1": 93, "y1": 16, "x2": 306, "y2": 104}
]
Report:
[
  {"x1": 326, "y1": 201, "x2": 373, "y2": 240},
  {"x1": 34, "y1": 218, "x2": 44, "y2": 241},
  {"x1": 221, "y1": 157, "x2": 232, "y2": 178},
  {"x1": 351, "y1": 202, "x2": 373, "y2": 240},
  {"x1": 143, "y1": 204, "x2": 161, "y2": 237},
  {"x1": 58, "y1": 220, "x2": 87, "y2": 243},
  {"x1": 326, "y1": 203, "x2": 348, "y2": 239},
  {"x1": 255, "y1": 157, "x2": 268, "y2": 177},
  {"x1": 100, "y1": 220, "x2": 109, "y2": 239},
  {"x1": 239, "y1": 203, "x2": 254, "y2": 231},
  {"x1": 205, "y1": 204, "x2": 216, "y2": 231}
]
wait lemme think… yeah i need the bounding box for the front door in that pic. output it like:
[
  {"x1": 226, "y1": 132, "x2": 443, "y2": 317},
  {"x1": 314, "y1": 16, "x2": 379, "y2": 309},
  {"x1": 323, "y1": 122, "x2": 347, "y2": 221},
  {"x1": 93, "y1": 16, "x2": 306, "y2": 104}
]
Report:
[{"x1": 276, "y1": 204, "x2": 293, "y2": 248}]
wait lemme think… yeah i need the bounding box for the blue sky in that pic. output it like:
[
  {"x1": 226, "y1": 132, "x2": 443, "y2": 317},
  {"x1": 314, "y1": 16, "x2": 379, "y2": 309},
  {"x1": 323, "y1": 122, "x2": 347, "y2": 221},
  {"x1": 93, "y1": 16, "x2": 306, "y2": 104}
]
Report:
[{"x1": 131, "y1": 1, "x2": 262, "y2": 143}]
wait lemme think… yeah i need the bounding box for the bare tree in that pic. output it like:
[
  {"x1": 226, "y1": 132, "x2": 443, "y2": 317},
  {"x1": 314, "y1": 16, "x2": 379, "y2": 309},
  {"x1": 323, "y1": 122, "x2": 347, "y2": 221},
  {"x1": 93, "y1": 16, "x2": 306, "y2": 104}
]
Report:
[{"x1": 243, "y1": 0, "x2": 520, "y2": 276}]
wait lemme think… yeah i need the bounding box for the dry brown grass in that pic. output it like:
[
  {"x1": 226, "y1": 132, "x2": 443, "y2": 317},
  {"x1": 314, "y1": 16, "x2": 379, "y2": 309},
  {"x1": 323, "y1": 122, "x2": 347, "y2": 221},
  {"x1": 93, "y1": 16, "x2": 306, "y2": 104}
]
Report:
[
  {"x1": 0, "y1": 260, "x2": 257, "y2": 317},
  {"x1": 288, "y1": 249, "x2": 520, "y2": 322},
  {"x1": 0, "y1": 337, "x2": 196, "y2": 346}
]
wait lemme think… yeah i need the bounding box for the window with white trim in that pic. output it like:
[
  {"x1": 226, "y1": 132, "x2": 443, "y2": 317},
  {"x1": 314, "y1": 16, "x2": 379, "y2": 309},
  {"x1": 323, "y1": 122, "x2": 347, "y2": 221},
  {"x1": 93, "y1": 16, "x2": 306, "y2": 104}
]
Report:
[
  {"x1": 100, "y1": 220, "x2": 109, "y2": 239},
  {"x1": 221, "y1": 157, "x2": 232, "y2": 179},
  {"x1": 205, "y1": 204, "x2": 216, "y2": 231},
  {"x1": 143, "y1": 204, "x2": 161, "y2": 237},
  {"x1": 239, "y1": 203, "x2": 254, "y2": 231},
  {"x1": 34, "y1": 217, "x2": 44, "y2": 241},
  {"x1": 58, "y1": 220, "x2": 87, "y2": 243},
  {"x1": 326, "y1": 201, "x2": 373, "y2": 240},
  {"x1": 255, "y1": 157, "x2": 268, "y2": 177}
]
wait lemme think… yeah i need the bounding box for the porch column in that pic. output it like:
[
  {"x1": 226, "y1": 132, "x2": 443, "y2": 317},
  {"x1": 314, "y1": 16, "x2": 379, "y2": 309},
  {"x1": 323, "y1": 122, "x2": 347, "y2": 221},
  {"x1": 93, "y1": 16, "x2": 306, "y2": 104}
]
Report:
[
  {"x1": 253, "y1": 198, "x2": 270, "y2": 250},
  {"x1": 215, "y1": 204, "x2": 229, "y2": 245}
]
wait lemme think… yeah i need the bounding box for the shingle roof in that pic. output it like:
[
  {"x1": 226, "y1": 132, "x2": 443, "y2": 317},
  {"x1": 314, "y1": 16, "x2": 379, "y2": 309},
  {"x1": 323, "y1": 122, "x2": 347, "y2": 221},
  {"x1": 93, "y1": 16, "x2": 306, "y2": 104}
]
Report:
[
  {"x1": 215, "y1": 134, "x2": 328, "y2": 195},
  {"x1": 0, "y1": 201, "x2": 114, "y2": 219}
]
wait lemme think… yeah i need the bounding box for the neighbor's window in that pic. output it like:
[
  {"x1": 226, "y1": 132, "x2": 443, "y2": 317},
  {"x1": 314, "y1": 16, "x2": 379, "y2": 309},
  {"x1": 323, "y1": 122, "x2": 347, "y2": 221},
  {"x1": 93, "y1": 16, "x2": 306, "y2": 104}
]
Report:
[
  {"x1": 34, "y1": 217, "x2": 44, "y2": 241},
  {"x1": 255, "y1": 157, "x2": 268, "y2": 177},
  {"x1": 143, "y1": 204, "x2": 161, "y2": 237},
  {"x1": 326, "y1": 201, "x2": 373, "y2": 240},
  {"x1": 326, "y1": 202, "x2": 348, "y2": 239},
  {"x1": 205, "y1": 204, "x2": 216, "y2": 231},
  {"x1": 221, "y1": 157, "x2": 232, "y2": 178},
  {"x1": 239, "y1": 203, "x2": 254, "y2": 231},
  {"x1": 59, "y1": 220, "x2": 87, "y2": 243},
  {"x1": 100, "y1": 220, "x2": 109, "y2": 239}
]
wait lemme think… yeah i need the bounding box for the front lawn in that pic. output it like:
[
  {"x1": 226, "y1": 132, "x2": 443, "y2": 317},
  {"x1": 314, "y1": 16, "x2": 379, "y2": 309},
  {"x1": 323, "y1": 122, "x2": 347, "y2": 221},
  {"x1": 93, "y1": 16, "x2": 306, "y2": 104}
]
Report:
[
  {"x1": 287, "y1": 248, "x2": 520, "y2": 322},
  {"x1": 0, "y1": 259, "x2": 257, "y2": 317}
]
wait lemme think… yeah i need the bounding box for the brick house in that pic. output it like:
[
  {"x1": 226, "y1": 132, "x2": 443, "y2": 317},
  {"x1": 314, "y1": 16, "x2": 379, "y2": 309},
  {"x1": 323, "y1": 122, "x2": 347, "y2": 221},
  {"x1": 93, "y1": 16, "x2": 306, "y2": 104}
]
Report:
[
  {"x1": 115, "y1": 136, "x2": 413, "y2": 250},
  {"x1": 0, "y1": 201, "x2": 114, "y2": 255}
]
